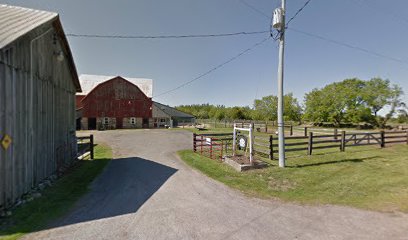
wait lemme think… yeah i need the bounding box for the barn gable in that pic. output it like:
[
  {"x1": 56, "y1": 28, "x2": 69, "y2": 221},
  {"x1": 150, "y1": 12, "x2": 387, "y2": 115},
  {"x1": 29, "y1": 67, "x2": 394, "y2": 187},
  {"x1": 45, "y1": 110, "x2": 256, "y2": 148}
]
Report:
[
  {"x1": 79, "y1": 77, "x2": 153, "y2": 130},
  {"x1": 0, "y1": 4, "x2": 80, "y2": 209},
  {"x1": 0, "y1": 4, "x2": 81, "y2": 92},
  {"x1": 79, "y1": 74, "x2": 152, "y2": 98}
]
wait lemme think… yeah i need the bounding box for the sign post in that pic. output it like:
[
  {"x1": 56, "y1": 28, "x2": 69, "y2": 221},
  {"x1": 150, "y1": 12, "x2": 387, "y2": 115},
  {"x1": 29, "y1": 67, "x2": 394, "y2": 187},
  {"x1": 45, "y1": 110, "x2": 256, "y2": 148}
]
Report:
[{"x1": 233, "y1": 123, "x2": 253, "y2": 164}]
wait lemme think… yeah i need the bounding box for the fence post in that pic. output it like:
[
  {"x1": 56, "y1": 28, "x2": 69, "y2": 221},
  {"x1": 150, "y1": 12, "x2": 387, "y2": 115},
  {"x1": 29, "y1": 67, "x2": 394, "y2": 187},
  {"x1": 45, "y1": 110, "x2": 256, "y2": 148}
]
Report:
[
  {"x1": 201, "y1": 135, "x2": 203, "y2": 154},
  {"x1": 220, "y1": 139, "x2": 224, "y2": 160},
  {"x1": 406, "y1": 130, "x2": 408, "y2": 145},
  {"x1": 334, "y1": 128, "x2": 338, "y2": 140},
  {"x1": 380, "y1": 131, "x2": 385, "y2": 148},
  {"x1": 233, "y1": 123, "x2": 236, "y2": 156},
  {"x1": 90, "y1": 134, "x2": 94, "y2": 159},
  {"x1": 269, "y1": 135, "x2": 273, "y2": 160},
  {"x1": 224, "y1": 119, "x2": 227, "y2": 128},
  {"x1": 249, "y1": 124, "x2": 253, "y2": 164},
  {"x1": 210, "y1": 138, "x2": 213, "y2": 159},
  {"x1": 290, "y1": 125, "x2": 293, "y2": 136},
  {"x1": 193, "y1": 133, "x2": 197, "y2": 152},
  {"x1": 340, "y1": 131, "x2": 346, "y2": 152},
  {"x1": 308, "y1": 132, "x2": 313, "y2": 155},
  {"x1": 265, "y1": 121, "x2": 268, "y2": 133},
  {"x1": 304, "y1": 127, "x2": 308, "y2": 137}
]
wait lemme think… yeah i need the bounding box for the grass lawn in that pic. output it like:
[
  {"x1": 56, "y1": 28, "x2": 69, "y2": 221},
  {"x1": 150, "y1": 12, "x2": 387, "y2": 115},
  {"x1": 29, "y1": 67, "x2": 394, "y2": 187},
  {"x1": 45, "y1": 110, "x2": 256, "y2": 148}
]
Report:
[
  {"x1": 178, "y1": 144, "x2": 408, "y2": 213},
  {"x1": 0, "y1": 144, "x2": 112, "y2": 240}
]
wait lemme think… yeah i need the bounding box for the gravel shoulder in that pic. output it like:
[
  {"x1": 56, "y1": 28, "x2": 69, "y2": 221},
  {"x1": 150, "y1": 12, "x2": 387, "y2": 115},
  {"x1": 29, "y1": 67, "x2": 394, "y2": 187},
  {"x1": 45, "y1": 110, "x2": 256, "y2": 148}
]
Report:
[{"x1": 24, "y1": 129, "x2": 408, "y2": 240}]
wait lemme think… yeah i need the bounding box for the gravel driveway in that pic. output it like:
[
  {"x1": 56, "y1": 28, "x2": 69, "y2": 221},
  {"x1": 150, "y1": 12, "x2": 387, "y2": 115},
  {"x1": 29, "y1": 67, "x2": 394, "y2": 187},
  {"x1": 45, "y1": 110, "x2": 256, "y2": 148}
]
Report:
[{"x1": 25, "y1": 129, "x2": 408, "y2": 240}]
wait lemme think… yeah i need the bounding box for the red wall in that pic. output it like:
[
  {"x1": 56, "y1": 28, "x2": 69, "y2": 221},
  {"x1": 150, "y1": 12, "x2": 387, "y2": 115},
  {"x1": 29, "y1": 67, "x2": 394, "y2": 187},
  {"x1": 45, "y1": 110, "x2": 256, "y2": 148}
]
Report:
[
  {"x1": 76, "y1": 95, "x2": 85, "y2": 109},
  {"x1": 80, "y1": 77, "x2": 152, "y2": 118}
]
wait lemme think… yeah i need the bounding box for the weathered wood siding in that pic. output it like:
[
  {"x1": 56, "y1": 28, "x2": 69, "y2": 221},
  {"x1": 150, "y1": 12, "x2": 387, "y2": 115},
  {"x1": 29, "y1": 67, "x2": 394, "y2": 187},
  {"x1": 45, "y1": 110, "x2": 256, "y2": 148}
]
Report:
[{"x1": 0, "y1": 22, "x2": 77, "y2": 208}]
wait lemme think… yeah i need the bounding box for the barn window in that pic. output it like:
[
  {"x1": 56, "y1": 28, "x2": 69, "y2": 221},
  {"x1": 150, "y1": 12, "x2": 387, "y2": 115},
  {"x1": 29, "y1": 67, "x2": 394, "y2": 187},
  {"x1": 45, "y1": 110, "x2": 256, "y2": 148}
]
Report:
[
  {"x1": 130, "y1": 117, "x2": 136, "y2": 124},
  {"x1": 103, "y1": 117, "x2": 109, "y2": 125}
]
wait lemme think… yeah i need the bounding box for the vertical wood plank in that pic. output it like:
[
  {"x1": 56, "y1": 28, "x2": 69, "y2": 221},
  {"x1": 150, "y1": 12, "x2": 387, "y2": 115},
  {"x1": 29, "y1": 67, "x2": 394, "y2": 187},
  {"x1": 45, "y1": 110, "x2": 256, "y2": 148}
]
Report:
[
  {"x1": 308, "y1": 132, "x2": 313, "y2": 155},
  {"x1": 381, "y1": 131, "x2": 385, "y2": 148},
  {"x1": 340, "y1": 131, "x2": 346, "y2": 152}
]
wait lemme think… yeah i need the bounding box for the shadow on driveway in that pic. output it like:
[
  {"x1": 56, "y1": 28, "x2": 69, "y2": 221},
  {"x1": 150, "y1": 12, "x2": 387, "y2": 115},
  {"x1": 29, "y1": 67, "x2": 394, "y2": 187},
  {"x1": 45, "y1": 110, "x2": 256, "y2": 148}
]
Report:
[{"x1": 51, "y1": 157, "x2": 177, "y2": 228}]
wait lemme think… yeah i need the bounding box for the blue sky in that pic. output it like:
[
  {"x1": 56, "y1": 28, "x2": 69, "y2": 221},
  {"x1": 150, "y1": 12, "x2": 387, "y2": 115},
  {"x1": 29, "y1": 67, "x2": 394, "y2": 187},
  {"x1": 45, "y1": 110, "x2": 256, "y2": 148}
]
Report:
[{"x1": 3, "y1": 0, "x2": 408, "y2": 108}]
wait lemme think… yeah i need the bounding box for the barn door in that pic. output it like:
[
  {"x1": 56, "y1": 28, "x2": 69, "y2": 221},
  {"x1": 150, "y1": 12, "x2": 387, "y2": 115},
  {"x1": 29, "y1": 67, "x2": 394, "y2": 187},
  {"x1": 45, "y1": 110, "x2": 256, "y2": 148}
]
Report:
[{"x1": 116, "y1": 118, "x2": 123, "y2": 129}]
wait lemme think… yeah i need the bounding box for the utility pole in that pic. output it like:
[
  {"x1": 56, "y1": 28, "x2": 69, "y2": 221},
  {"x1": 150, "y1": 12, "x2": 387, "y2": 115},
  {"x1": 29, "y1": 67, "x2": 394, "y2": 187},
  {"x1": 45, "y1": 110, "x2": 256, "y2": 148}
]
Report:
[{"x1": 273, "y1": 0, "x2": 286, "y2": 167}]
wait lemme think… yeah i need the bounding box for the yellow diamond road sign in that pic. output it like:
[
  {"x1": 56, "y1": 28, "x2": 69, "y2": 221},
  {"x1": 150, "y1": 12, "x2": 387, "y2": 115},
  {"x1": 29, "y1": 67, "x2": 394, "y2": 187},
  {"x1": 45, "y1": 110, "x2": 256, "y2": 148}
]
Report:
[{"x1": 1, "y1": 134, "x2": 12, "y2": 150}]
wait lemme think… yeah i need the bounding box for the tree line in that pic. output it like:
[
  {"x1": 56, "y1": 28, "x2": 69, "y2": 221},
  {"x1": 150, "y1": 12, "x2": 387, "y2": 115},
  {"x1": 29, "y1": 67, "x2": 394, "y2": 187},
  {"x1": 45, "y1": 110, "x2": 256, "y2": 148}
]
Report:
[{"x1": 176, "y1": 78, "x2": 407, "y2": 127}]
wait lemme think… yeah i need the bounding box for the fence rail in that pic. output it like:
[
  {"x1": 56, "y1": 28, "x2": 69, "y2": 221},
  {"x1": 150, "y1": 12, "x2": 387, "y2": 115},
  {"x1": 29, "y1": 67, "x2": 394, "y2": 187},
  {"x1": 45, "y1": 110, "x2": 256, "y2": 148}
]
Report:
[
  {"x1": 195, "y1": 119, "x2": 295, "y2": 135},
  {"x1": 193, "y1": 134, "x2": 231, "y2": 160},
  {"x1": 192, "y1": 130, "x2": 408, "y2": 161},
  {"x1": 269, "y1": 130, "x2": 408, "y2": 158},
  {"x1": 77, "y1": 134, "x2": 94, "y2": 159}
]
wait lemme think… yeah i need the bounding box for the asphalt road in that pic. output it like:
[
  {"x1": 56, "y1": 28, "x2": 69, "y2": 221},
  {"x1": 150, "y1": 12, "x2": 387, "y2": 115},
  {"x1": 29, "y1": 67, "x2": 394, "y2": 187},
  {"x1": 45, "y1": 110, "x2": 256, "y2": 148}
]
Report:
[{"x1": 25, "y1": 129, "x2": 408, "y2": 240}]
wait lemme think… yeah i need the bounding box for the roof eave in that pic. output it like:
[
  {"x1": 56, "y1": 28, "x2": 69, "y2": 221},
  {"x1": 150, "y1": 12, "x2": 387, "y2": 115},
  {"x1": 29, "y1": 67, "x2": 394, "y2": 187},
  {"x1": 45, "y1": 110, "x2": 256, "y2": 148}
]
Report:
[{"x1": 52, "y1": 17, "x2": 81, "y2": 92}]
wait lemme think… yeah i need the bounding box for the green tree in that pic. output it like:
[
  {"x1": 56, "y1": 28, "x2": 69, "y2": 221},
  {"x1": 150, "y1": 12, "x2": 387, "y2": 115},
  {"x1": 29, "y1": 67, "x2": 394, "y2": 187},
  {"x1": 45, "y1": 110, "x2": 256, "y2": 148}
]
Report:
[
  {"x1": 303, "y1": 83, "x2": 350, "y2": 126},
  {"x1": 253, "y1": 93, "x2": 302, "y2": 122},
  {"x1": 303, "y1": 77, "x2": 405, "y2": 127},
  {"x1": 362, "y1": 78, "x2": 404, "y2": 127},
  {"x1": 397, "y1": 107, "x2": 408, "y2": 123},
  {"x1": 253, "y1": 95, "x2": 277, "y2": 121},
  {"x1": 225, "y1": 107, "x2": 245, "y2": 120},
  {"x1": 283, "y1": 93, "x2": 303, "y2": 123}
]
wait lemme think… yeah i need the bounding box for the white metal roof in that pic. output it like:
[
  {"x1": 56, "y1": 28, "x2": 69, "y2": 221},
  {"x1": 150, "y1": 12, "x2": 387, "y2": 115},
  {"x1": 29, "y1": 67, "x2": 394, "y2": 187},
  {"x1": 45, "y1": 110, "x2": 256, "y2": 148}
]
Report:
[
  {"x1": 153, "y1": 102, "x2": 195, "y2": 118},
  {"x1": 78, "y1": 74, "x2": 153, "y2": 98},
  {"x1": 0, "y1": 4, "x2": 58, "y2": 49}
]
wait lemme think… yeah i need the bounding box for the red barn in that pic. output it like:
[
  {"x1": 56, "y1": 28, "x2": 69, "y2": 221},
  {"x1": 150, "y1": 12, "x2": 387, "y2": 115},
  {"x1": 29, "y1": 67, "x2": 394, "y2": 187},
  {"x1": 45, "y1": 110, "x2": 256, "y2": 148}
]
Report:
[{"x1": 77, "y1": 75, "x2": 153, "y2": 130}]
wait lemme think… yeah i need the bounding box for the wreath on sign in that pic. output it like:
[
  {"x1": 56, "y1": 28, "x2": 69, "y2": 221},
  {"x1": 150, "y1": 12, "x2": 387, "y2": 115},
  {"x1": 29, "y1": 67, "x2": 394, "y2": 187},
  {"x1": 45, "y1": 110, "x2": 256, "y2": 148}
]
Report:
[{"x1": 237, "y1": 135, "x2": 247, "y2": 151}]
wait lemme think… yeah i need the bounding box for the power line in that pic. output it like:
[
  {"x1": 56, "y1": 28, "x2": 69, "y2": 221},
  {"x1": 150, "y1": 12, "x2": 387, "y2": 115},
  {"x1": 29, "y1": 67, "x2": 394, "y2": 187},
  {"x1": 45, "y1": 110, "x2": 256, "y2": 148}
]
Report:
[
  {"x1": 66, "y1": 30, "x2": 269, "y2": 39},
  {"x1": 237, "y1": 0, "x2": 271, "y2": 19},
  {"x1": 286, "y1": 0, "x2": 313, "y2": 27},
  {"x1": 287, "y1": 27, "x2": 408, "y2": 66},
  {"x1": 236, "y1": 0, "x2": 281, "y2": 40},
  {"x1": 153, "y1": 37, "x2": 271, "y2": 98}
]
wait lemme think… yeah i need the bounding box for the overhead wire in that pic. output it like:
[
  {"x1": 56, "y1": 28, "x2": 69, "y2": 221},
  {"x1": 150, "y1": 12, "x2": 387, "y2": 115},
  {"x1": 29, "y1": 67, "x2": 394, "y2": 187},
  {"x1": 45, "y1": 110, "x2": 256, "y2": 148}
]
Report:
[
  {"x1": 236, "y1": 0, "x2": 281, "y2": 40},
  {"x1": 285, "y1": 0, "x2": 313, "y2": 27},
  {"x1": 66, "y1": 31, "x2": 269, "y2": 39},
  {"x1": 236, "y1": 0, "x2": 278, "y2": 102},
  {"x1": 237, "y1": 0, "x2": 313, "y2": 40},
  {"x1": 153, "y1": 37, "x2": 271, "y2": 98},
  {"x1": 237, "y1": 0, "x2": 271, "y2": 20}
]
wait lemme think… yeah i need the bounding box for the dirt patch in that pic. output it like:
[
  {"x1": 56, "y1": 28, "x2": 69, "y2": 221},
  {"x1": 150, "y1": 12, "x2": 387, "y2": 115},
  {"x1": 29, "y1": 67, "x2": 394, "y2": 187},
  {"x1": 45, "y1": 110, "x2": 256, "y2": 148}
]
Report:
[
  {"x1": 268, "y1": 177, "x2": 296, "y2": 192},
  {"x1": 229, "y1": 155, "x2": 264, "y2": 166}
]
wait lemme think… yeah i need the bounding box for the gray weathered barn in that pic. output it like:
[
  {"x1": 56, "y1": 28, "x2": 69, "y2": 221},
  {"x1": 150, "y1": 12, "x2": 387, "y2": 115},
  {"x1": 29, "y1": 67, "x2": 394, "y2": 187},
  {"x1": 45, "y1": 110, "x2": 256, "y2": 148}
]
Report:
[{"x1": 0, "y1": 4, "x2": 81, "y2": 209}]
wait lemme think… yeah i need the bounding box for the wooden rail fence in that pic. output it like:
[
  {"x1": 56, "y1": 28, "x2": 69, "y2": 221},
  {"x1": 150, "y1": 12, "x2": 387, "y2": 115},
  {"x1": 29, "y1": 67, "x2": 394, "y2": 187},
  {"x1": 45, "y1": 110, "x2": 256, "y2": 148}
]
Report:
[
  {"x1": 193, "y1": 130, "x2": 408, "y2": 161},
  {"x1": 77, "y1": 134, "x2": 94, "y2": 159},
  {"x1": 195, "y1": 119, "x2": 295, "y2": 135},
  {"x1": 269, "y1": 130, "x2": 408, "y2": 158}
]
